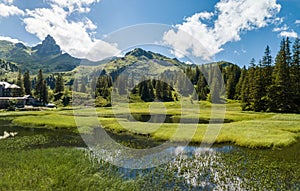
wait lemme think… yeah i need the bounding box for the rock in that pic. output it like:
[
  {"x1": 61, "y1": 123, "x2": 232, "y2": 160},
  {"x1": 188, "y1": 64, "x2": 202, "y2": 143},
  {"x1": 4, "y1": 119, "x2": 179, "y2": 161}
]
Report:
[
  {"x1": 0, "y1": 131, "x2": 18, "y2": 140},
  {"x1": 33, "y1": 35, "x2": 62, "y2": 56}
]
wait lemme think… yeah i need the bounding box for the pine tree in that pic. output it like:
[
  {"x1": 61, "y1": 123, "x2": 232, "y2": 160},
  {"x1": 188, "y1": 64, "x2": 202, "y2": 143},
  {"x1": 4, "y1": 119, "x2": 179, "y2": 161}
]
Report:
[
  {"x1": 196, "y1": 73, "x2": 209, "y2": 100},
  {"x1": 270, "y1": 38, "x2": 292, "y2": 112},
  {"x1": 261, "y1": 46, "x2": 273, "y2": 111},
  {"x1": 208, "y1": 65, "x2": 224, "y2": 103},
  {"x1": 252, "y1": 62, "x2": 264, "y2": 111},
  {"x1": 241, "y1": 59, "x2": 256, "y2": 110},
  {"x1": 16, "y1": 69, "x2": 24, "y2": 96},
  {"x1": 23, "y1": 70, "x2": 31, "y2": 95},
  {"x1": 155, "y1": 79, "x2": 163, "y2": 100},
  {"x1": 54, "y1": 74, "x2": 64, "y2": 93},
  {"x1": 42, "y1": 80, "x2": 49, "y2": 104},
  {"x1": 193, "y1": 66, "x2": 201, "y2": 84},
  {"x1": 34, "y1": 69, "x2": 44, "y2": 102},
  {"x1": 34, "y1": 70, "x2": 48, "y2": 104},
  {"x1": 235, "y1": 66, "x2": 246, "y2": 100},
  {"x1": 241, "y1": 69, "x2": 250, "y2": 110},
  {"x1": 291, "y1": 38, "x2": 300, "y2": 109}
]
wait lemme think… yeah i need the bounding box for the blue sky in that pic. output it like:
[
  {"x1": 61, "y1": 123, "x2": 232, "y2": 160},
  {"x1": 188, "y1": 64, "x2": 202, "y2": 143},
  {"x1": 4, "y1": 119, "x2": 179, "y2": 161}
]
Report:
[{"x1": 0, "y1": 0, "x2": 299, "y2": 66}]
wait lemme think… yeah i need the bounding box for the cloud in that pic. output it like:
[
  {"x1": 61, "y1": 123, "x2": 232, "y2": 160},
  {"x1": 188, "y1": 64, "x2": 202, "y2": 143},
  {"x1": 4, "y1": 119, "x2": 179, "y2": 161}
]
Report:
[
  {"x1": 163, "y1": 0, "x2": 281, "y2": 60},
  {"x1": 185, "y1": 61, "x2": 193, "y2": 65},
  {"x1": 279, "y1": 30, "x2": 298, "y2": 38},
  {"x1": 0, "y1": 36, "x2": 23, "y2": 43},
  {"x1": 2, "y1": 0, "x2": 14, "y2": 4},
  {"x1": 48, "y1": 0, "x2": 100, "y2": 13},
  {"x1": 23, "y1": 4, "x2": 119, "y2": 60},
  {"x1": 0, "y1": 3, "x2": 24, "y2": 17},
  {"x1": 273, "y1": 24, "x2": 288, "y2": 32},
  {"x1": 234, "y1": 48, "x2": 246, "y2": 56},
  {"x1": 295, "y1": 20, "x2": 300, "y2": 25}
]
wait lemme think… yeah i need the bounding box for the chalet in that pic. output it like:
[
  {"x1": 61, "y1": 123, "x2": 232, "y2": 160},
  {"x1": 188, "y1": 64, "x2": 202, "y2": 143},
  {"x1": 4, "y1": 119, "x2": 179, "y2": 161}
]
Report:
[
  {"x1": 0, "y1": 82, "x2": 35, "y2": 109},
  {"x1": 0, "y1": 81, "x2": 22, "y2": 97}
]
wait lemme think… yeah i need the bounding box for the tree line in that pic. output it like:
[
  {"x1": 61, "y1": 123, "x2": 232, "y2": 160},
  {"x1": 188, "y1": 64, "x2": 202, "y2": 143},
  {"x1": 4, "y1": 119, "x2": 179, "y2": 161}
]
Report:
[
  {"x1": 238, "y1": 38, "x2": 300, "y2": 113},
  {"x1": 14, "y1": 69, "x2": 70, "y2": 106},
  {"x1": 8, "y1": 37, "x2": 300, "y2": 113}
]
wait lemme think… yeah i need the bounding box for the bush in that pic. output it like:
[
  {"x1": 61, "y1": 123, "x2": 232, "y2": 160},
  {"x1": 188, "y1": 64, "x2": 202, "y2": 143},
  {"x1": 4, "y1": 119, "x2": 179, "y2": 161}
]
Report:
[{"x1": 95, "y1": 96, "x2": 111, "y2": 107}]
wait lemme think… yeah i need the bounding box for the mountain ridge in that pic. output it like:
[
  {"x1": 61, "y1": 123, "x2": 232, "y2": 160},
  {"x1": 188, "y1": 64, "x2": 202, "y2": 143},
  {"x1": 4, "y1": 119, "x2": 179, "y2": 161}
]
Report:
[
  {"x1": 0, "y1": 35, "x2": 238, "y2": 75},
  {"x1": 0, "y1": 35, "x2": 80, "y2": 73}
]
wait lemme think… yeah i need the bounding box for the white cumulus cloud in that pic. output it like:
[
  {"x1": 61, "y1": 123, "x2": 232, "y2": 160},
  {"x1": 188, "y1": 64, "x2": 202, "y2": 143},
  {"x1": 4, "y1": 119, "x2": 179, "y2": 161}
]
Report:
[
  {"x1": 163, "y1": 0, "x2": 281, "y2": 60},
  {"x1": 2, "y1": 0, "x2": 14, "y2": 4},
  {"x1": 0, "y1": 36, "x2": 23, "y2": 44},
  {"x1": 47, "y1": 0, "x2": 100, "y2": 13},
  {"x1": 23, "y1": 3, "x2": 120, "y2": 60},
  {"x1": 0, "y1": 3, "x2": 24, "y2": 17},
  {"x1": 279, "y1": 30, "x2": 298, "y2": 38},
  {"x1": 295, "y1": 20, "x2": 300, "y2": 25},
  {"x1": 273, "y1": 24, "x2": 289, "y2": 32}
]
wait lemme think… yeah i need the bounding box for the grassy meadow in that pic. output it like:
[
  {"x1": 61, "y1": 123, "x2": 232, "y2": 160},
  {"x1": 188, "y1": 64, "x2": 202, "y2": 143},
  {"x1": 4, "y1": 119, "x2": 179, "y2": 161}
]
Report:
[
  {"x1": 1, "y1": 101, "x2": 300, "y2": 190},
  {"x1": 2, "y1": 101, "x2": 300, "y2": 149}
]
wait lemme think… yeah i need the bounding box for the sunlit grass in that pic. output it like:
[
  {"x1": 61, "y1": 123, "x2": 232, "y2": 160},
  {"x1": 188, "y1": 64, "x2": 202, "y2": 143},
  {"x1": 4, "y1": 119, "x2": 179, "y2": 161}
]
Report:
[{"x1": 4, "y1": 101, "x2": 300, "y2": 148}]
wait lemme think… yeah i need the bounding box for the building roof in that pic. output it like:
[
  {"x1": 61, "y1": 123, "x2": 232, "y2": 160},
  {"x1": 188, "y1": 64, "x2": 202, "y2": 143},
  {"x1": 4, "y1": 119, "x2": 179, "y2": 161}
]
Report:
[
  {"x1": 0, "y1": 95, "x2": 31, "y2": 100},
  {"x1": 0, "y1": 82, "x2": 20, "y2": 89}
]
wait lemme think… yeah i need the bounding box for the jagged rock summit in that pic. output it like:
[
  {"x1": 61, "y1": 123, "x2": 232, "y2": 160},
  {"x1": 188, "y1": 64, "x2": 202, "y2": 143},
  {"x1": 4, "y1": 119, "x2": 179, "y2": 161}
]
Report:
[
  {"x1": 125, "y1": 48, "x2": 154, "y2": 59},
  {"x1": 32, "y1": 35, "x2": 62, "y2": 56}
]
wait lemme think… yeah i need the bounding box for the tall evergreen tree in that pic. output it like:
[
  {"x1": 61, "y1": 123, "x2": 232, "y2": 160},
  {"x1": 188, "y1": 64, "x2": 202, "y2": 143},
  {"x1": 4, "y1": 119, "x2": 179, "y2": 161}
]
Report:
[
  {"x1": 241, "y1": 59, "x2": 256, "y2": 110},
  {"x1": 291, "y1": 38, "x2": 300, "y2": 109},
  {"x1": 270, "y1": 38, "x2": 292, "y2": 112},
  {"x1": 235, "y1": 66, "x2": 246, "y2": 100},
  {"x1": 261, "y1": 46, "x2": 273, "y2": 111},
  {"x1": 155, "y1": 79, "x2": 163, "y2": 100},
  {"x1": 54, "y1": 74, "x2": 64, "y2": 93},
  {"x1": 196, "y1": 73, "x2": 209, "y2": 100},
  {"x1": 42, "y1": 80, "x2": 49, "y2": 104},
  {"x1": 241, "y1": 70, "x2": 250, "y2": 110},
  {"x1": 34, "y1": 69, "x2": 48, "y2": 104},
  {"x1": 208, "y1": 65, "x2": 224, "y2": 103},
  {"x1": 16, "y1": 69, "x2": 24, "y2": 96},
  {"x1": 252, "y1": 62, "x2": 264, "y2": 111},
  {"x1": 23, "y1": 70, "x2": 31, "y2": 95}
]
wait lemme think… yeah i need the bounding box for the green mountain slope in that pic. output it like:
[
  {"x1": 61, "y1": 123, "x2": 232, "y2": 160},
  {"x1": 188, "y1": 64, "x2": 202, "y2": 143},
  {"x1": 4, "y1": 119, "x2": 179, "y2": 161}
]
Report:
[{"x1": 0, "y1": 35, "x2": 80, "y2": 73}]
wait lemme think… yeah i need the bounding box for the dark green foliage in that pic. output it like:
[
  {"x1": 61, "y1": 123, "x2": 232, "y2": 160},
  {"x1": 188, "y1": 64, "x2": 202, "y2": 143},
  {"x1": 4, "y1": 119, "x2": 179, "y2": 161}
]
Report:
[
  {"x1": 34, "y1": 69, "x2": 48, "y2": 104},
  {"x1": 291, "y1": 38, "x2": 300, "y2": 109},
  {"x1": 224, "y1": 64, "x2": 241, "y2": 99},
  {"x1": 16, "y1": 69, "x2": 24, "y2": 96},
  {"x1": 54, "y1": 74, "x2": 64, "y2": 93},
  {"x1": 207, "y1": 65, "x2": 225, "y2": 103},
  {"x1": 95, "y1": 75, "x2": 113, "y2": 105},
  {"x1": 0, "y1": 59, "x2": 19, "y2": 75},
  {"x1": 23, "y1": 70, "x2": 31, "y2": 95},
  {"x1": 196, "y1": 73, "x2": 209, "y2": 100},
  {"x1": 270, "y1": 38, "x2": 292, "y2": 112},
  {"x1": 129, "y1": 79, "x2": 174, "y2": 102},
  {"x1": 240, "y1": 38, "x2": 300, "y2": 113},
  {"x1": 139, "y1": 78, "x2": 155, "y2": 102}
]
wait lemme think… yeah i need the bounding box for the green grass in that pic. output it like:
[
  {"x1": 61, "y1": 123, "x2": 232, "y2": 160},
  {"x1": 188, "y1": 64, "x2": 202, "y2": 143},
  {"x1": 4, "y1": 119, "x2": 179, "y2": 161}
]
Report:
[
  {"x1": 0, "y1": 147, "x2": 139, "y2": 190},
  {"x1": 4, "y1": 101, "x2": 300, "y2": 149}
]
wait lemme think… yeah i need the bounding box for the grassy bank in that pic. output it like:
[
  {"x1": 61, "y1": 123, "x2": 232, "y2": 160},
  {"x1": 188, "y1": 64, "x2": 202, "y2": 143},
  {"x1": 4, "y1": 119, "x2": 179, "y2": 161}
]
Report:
[{"x1": 3, "y1": 101, "x2": 300, "y2": 149}]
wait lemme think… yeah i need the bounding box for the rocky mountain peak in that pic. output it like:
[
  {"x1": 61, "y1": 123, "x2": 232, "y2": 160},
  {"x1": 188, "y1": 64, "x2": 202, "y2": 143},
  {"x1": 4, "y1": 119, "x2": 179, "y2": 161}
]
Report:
[
  {"x1": 33, "y1": 35, "x2": 62, "y2": 56},
  {"x1": 125, "y1": 48, "x2": 154, "y2": 59}
]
